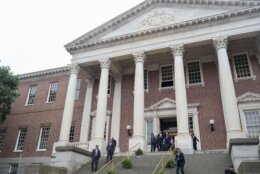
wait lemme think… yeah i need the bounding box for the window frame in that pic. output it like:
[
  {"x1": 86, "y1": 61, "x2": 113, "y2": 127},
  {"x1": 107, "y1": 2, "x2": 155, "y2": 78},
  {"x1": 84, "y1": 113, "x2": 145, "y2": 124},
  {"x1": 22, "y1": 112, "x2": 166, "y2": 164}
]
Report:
[
  {"x1": 144, "y1": 69, "x2": 149, "y2": 92},
  {"x1": 107, "y1": 75, "x2": 111, "y2": 95},
  {"x1": 36, "y1": 127, "x2": 50, "y2": 151},
  {"x1": 9, "y1": 163, "x2": 18, "y2": 174},
  {"x1": 0, "y1": 129, "x2": 7, "y2": 152},
  {"x1": 14, "y1": 128, "x2": 27, "y2": 152},
  {"x1": 186, "y1": 60, "x2": 205, "y2": 87},
  {"x1": 75, "y1": 79, "x2": 81, "y2": 100},
  {"x1": 159, "y1": 64, "x2": 174, "y2": 90},
  {"x1": 232, "y1": 52, "x2": 256, "y2": 82},
  {"x1": 69, "y1": 125, "x2": 75, "y2": 142},
  {"x1": 25, "y1": 85, "x2": 37, "y2": 105},
  {"x1": 46, "y1": 82, "x2": 58, "y2": 103}
]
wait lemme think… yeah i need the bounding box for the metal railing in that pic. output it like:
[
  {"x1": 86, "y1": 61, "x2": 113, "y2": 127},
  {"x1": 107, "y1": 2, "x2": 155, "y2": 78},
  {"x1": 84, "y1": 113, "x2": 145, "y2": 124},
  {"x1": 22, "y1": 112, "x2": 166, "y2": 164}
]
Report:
[
  {"x1": 152, "y1": 145, "x2": 176, "y2": 174},
  {"x1": 66, "y1": 142, "x2": 89, "y2": 151},
  {"x1": 95, "y1": 142, "x2": 141, "y2": 174}
]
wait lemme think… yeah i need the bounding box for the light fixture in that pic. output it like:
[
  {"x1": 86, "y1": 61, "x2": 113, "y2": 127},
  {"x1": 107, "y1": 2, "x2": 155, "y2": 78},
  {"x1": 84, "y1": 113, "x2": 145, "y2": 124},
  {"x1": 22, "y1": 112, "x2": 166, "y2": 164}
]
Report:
[
  {"x1": 209, "y1": 119, "x2": 215, "y2": 131},
  {"x1": 126, "y1": 125, "x2": 132, "y2": 136}
]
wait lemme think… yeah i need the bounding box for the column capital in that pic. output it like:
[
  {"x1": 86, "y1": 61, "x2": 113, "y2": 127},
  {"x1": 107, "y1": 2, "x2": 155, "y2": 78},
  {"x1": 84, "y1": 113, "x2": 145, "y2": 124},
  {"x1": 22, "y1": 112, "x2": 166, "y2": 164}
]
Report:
[
  {"x1": 86, "y1": 79, "x2": 94, "y2": 88},
  {"x1": 170, "y1": 44, "x2": 185, "y2": 57},
  {"x1": 132, "y1": 51, "x2": 146, "y2": 63},
  {"x1": 213, "y1": 36, "x2": 228, "y2": 50},
  {"x1": 98, "y1": 58, "x2": 111, "y2": 69},
  {"x1": 68, "y1": 64, "x2": 80, "y2": 74}
]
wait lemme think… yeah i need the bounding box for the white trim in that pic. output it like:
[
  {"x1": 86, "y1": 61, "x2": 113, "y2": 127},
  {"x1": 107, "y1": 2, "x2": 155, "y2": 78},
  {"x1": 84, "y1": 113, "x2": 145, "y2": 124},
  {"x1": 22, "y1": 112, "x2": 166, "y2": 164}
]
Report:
[
  {"x1": 186, "y1": 59, "x2": 205, "y2": 87},
  {"x1": 36, "y1": 127, "x2": 50, "y2": 151},
  {"x1": 232, "y1": 52, "x2": 256, "y2": 82},
  {"x1": 14, "y1": 129, "x2": 26, "y2": 152},
  {"x1": 159, "y1": 64, "x2": 174, "y2": 89},
  {"x1": 75, "y1": 78, "x2": 81, "y2": 100},
  {"x1": 25, "y1": 85, "x2": 37, "y2": 106},
  {"x1": 46, "y1": 82, "x2": 58, "y2": 103}
]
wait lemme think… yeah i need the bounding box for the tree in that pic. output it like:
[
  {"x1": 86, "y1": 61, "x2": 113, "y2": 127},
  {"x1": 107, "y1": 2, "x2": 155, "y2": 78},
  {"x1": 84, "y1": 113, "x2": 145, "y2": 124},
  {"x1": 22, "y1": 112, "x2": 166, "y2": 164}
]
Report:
[{"x1": 0, "y1": 65, "x2": 19, "y2": 123}]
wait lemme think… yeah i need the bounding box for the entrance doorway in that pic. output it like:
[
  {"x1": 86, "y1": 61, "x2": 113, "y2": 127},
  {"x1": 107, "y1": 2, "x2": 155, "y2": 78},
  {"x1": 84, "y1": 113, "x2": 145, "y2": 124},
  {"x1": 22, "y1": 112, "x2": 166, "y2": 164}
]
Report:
[{"x1": 160, "y1": 117, "x2": 177, "y2": 137}]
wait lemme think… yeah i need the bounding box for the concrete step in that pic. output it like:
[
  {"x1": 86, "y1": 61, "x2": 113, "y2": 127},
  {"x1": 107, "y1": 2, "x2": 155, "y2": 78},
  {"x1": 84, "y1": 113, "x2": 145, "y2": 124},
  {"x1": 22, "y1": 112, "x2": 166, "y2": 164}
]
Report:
[{"x1": 76, "y1": 152, "x2": 232, "y2": 174}]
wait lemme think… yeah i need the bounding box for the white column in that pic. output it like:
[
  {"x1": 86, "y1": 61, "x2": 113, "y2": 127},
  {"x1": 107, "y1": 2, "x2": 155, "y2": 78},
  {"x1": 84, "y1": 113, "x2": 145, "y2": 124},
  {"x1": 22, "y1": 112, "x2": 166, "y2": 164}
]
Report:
[
  {"x1": 129, "y1": 51, "x2": 146, "y2": 151},
  {"x1": 111, "y1": 76, "x2": 122, "y2": 153},
  {"x1": 213, "y1": 36, "x2": 245, "y2": 142},
  {"x1": 79, "y1": 79, "x2": 94, "y2": 143},
  {"x1": 89, "y1": 58, "x2": 110, "y2": 152},
  {"x1": 171, "y1": 44, "x2": 193, "y2": 154},
  {"x1": 58, "y1": 64, "x2": 79, "y2": 144}
]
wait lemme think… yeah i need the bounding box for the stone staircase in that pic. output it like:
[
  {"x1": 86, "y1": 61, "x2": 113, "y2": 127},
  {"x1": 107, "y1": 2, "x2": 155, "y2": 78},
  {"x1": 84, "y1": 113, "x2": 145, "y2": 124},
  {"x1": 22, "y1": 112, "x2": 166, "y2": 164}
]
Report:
[{"x1": 76, "y1": 150, "x2": 232, "y2": 174}]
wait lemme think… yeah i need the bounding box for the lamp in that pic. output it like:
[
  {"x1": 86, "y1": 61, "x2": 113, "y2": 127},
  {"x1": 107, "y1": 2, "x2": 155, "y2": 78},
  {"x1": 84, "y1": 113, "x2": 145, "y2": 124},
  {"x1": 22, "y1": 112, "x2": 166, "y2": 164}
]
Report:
[
  {"x1": 209, "y1": 119, "x2": 215, "y2": 131},
  {"x1": 126, "y1": 125, "x2": 132, "y2": 136}
]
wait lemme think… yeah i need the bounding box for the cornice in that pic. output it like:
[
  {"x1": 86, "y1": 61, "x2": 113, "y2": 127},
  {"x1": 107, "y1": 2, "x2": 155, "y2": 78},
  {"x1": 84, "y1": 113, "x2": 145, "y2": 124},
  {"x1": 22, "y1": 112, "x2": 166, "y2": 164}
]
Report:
[
  {"x1": 237, "y1": 92, "x2": 260, "y2": 104},
  {"x1": 65, "y1": 0, "x2": 260, "y2": 54},
  {"x1": 19, "y1": 66, "x2": 70, "y2": 81}
]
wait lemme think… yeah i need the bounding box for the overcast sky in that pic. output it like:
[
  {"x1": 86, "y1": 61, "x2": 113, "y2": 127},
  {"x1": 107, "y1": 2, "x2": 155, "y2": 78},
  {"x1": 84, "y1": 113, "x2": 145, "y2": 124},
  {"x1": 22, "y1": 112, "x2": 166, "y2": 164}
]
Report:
[{"x1": 0, "y1": 0, "x2": 144, "y2": 75}]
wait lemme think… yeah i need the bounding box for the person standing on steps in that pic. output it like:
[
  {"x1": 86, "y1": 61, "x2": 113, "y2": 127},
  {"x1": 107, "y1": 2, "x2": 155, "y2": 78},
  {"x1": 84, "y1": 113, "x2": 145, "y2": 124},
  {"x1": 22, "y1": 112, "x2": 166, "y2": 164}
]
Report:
[
  {"x1": 175, "y1": 148, "x2": 185, "y2": 174},
  {"x1": 91, "y1": 145, "x2": 101, "y2": 172},
  {"x1": 111, "y1": 137, "x2": 117, "y2": 155},
  {"x1": 106, "y1": 139, "x2": 115, "y2": 163},
  {"x1": 191, "y1": 133, "x2": 199, "y2": 150}
]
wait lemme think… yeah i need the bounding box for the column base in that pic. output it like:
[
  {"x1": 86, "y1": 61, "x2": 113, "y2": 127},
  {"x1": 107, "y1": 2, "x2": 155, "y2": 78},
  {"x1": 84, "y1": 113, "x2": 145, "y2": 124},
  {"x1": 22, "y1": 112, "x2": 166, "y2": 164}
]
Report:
[
  {"x1": 88, "y1": 138, "x2": 105, "y2": 154},
  {"x1": 175, "y1": 134, "x2": 194, "y2": 154},
  {"x1": 129, "y1": 136, "x2": 146, "y2": 152}
]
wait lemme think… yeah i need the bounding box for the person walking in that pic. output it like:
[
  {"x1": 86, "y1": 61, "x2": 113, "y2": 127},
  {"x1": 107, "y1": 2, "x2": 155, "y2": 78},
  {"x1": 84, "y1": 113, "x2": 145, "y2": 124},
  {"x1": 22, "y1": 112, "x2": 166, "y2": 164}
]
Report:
[
  {"x1": 225, "y1": 165, "x2": 237, "y2": 174},
  {"x1": 91, "y1": 145, "x2": 101, "y2": 172},
  {"x1": 111, "y1": 137, "x2": 117, "y2": 155},
  {"x1": 175, "y1": 148, "x2": 185, "y2": 174},
  {"x1": 191, "y1": 133, "x2": 199, "y2": 150},
  {"x1": 106, "y1": 139, "x2": 115, "y2": 162}
]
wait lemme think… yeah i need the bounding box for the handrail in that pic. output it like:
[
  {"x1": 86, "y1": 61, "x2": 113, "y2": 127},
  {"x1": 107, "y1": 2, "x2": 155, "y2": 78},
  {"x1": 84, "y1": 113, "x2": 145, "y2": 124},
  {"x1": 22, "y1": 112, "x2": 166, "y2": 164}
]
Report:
[
  {"x1": 95, "y1": 142, "x2": 141, "y2": 174},
  {"x1": 152, "y1": 145, "x2": 175, "y2": 174}
]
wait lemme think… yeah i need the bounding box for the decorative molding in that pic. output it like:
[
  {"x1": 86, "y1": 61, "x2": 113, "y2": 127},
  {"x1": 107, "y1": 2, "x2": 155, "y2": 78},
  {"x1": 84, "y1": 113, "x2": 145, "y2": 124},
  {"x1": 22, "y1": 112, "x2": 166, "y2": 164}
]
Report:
[
  {"x1": 19, "y1": 66, "x2": 70, "y2": 80},
  {"x1": 68, "y1": 64, "x2": 80, "y2": 74},
  {"x1": 237, "y1": 92, "x2": 260, "y2": 104},
  {"x1": 140, "y1": 11, "x2": 175, "y2": 30},
  {"x1": 170, "y1": 44, "x2": 185, "y2": 57},
  {"x1": 98, "y1": 58, "x2": 111, "y2": 69},
  {"x1": 65, "y1": 0, "x2": 260, "y2": 54},
  {"x1": 213, "y1": 36, "x2": 228, "y2": 50},
  {"x1": 132, "y1": 51, "x2": 146, "y2": 63}
]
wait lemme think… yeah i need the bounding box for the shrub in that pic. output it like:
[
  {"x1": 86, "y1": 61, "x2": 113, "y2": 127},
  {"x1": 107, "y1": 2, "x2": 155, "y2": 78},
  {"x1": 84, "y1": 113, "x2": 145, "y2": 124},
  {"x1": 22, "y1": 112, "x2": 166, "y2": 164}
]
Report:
[
  {"x1": 155, "y1": 171, "x2": 164, "y2": 174},
  {"x1": 165, "y1": 159, "x2": 175, "y2": 168},
  {"x1": 108, "y1": 170, "x2": 115, "y2": 174},
  {"x1": 135, "y1": 148, "x2": 143, "y2": 156},
  {"x1": 121, "y1": 159, "x2": 132, "y2": 169}
]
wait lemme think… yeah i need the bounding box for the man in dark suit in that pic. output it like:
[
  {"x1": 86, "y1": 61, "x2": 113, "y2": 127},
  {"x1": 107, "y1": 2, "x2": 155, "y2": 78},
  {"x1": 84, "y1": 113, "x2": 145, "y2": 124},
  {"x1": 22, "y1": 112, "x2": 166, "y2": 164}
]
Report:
[
  {"x1": 106, "y1": 139, "x2": 115, "y2": 163},
  {"x1": 192, "y1": 133, "x2": 199, "y2": 150},
  {"x1": 91, "y1": 145, "x2": 101, "y2": 172},
  {"x1": 175, "y1": 148, "x2": 185, "y2": 174},
  {"x1": 111, "y1": 137, "x2": 117, "y2": 155}
]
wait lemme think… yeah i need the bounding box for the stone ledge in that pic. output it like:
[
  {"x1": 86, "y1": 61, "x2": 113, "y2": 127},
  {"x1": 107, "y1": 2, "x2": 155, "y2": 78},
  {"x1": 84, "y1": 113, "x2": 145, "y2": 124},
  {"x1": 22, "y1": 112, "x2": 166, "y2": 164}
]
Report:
[
  {"x1": 55, "y1": 146, "x2": 91, "y2": 157},
  {"x1": 228, "y1": 138, "x2": 259, "y2": 153}
]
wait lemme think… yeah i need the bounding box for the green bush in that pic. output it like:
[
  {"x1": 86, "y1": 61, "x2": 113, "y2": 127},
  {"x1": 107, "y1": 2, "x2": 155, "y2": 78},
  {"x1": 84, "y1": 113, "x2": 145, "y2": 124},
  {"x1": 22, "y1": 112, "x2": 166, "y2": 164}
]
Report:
[
  {"x1": 165, "y1": 159, "x2": 176, "y2": 168},
  {"x1": 135, "y1": 148, "x2": 143, "y2": 156},
  {"x1": 155, "y1": 171, "x2": 164, "y2": 174},
  {"x1": 107, "y1": 170, "x2": 115, "y2": 174},
  {"x1": 121, "y1": 159, "x2": 132, "y2": 169}
]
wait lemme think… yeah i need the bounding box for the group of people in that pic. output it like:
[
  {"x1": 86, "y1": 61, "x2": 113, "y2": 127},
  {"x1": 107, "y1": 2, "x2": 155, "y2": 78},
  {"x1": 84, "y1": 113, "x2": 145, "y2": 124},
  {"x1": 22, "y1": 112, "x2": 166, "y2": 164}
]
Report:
[
  {"x1": 91, "y1": 137, "x2": 117, "y2": 172},
  {"x1": 151, "y1": 131, "x2": 174, "y2": 152}
]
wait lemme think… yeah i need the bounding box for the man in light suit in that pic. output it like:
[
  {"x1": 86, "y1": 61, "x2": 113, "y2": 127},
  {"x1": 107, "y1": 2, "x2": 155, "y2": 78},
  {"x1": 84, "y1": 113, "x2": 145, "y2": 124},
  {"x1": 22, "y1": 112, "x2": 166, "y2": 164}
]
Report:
[
  {"x1": 91, "y1": 145, "x2": 101, "y2": 172},
  {"x1": 175, "y1": 148, "x2": 185, "y2": 174}
]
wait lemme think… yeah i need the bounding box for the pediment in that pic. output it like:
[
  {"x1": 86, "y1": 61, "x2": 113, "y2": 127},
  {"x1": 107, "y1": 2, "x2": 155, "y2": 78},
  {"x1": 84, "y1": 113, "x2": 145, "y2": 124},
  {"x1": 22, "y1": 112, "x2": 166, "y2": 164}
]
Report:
[
  {"x1": 237, "y1": 92, "x2": 260, "y2": 104},
  {"x1": 65, "y1": 0, "x2": 260, "y2": 54},
  {"x1": 145, "y1": 97, "x2": 200, "y2": 111}
]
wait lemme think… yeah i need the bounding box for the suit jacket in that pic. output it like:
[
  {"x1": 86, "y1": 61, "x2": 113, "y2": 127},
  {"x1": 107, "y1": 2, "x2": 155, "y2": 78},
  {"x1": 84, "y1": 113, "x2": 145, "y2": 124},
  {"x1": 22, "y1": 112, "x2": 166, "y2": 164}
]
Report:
[
  {"x1": 92, "y1": 148, "x2": 101, "y2": 160},
  {"x1": 106, "y1": 142, "x2": 115, "y2": 153},
  {"x1": 175, "y1": 152, "x2": 185, "y2": 166}
]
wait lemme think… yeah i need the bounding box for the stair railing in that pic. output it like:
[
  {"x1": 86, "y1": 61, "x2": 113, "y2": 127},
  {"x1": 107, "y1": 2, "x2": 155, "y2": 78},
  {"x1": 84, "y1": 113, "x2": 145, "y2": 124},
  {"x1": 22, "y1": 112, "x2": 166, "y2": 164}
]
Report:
[
  {"x1": 95, "y1": 142, "x2": 141, "y2": 174},
  {"x1": 152, "y1": 145, "x2": 176, "y2": 174}
]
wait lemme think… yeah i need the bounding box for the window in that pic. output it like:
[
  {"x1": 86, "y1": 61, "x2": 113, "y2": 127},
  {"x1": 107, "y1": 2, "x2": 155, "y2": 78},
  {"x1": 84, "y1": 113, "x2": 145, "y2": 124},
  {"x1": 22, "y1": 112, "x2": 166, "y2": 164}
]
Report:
[
  {"x1": 160, "y1": 65, "x2": 173, "y2": 88},
  {"x1": 244, "y1": 110, "x2": 260, "y2": 136},
  {"x1": 233, "y1": 53, "x2": 253, "y2": 79},
  {"x1": 47, "y1": 82, "x2": 58, "y2": 102},
  {"x1": 69, "y1": 125, "x2": 75, "y2": 142},
  {"x1": 146, "y1": 119, "x2": 153, "y2": 145},
  {"x1": 26, "y1": 85, "x2": 37, "y2": 105},
  {"x1": 75, "y1": 79, "x2": 81, "y2": 100},
  {"x1": 188, "y1": 117, "x2": 193, "y2": 132},
  {"x1": 144, "y1": 69, "x2": 148, "y2": 90},
  {"x1": 0, "y1": 129, "x2": 6, "y2": 151},
  {"x1": 107, "y1": 75, "x2": 111, "y2": 95},
  {"x1": 37, "y1": 127, "x2": 50, "y2": 150},
  {"x1": 187, "y1": 61, "x2": 202, "y2": 85},
  {"x1": 15, "y1": 128, "x2": 27, "y2": 151},
  {"x1": 9, "y1": 164, "x2": 18, "y2": 174}
]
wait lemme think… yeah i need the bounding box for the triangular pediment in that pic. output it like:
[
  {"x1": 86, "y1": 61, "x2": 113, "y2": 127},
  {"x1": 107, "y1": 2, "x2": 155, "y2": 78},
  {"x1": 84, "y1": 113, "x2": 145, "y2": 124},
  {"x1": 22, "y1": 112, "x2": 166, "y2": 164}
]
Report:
[
  {"x1": 65, "y1": 0, "x2": 260, "y2": 53},
  {"x1": 237, "y1": 92, "x2": 260, "y2": 104}
]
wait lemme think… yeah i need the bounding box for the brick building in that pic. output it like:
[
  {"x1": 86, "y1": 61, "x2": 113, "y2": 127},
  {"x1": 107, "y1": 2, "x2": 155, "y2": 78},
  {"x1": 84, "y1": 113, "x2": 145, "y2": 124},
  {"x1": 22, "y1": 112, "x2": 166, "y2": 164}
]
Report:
[{"x1": 1, "y1": 0, "x2": 260, "y2": 173}]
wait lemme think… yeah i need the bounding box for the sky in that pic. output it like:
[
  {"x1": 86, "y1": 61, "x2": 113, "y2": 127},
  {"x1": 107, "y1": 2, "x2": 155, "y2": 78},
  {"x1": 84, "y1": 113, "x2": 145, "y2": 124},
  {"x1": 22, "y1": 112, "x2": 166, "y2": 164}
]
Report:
[{"x1": 0, "y1": 0, "x2": 144, "y2": 75}]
